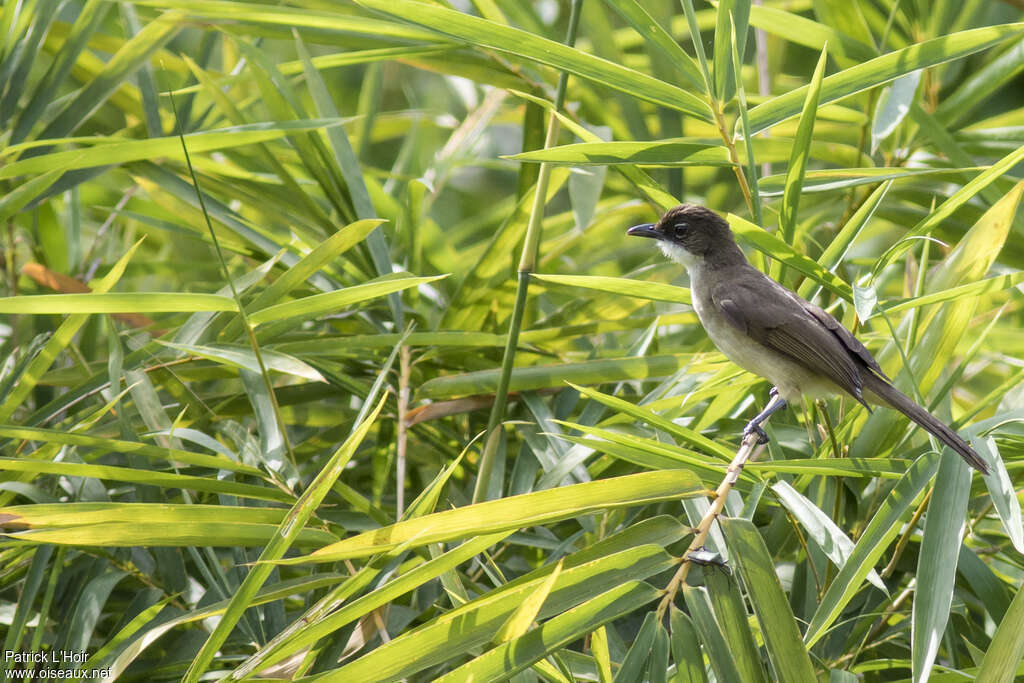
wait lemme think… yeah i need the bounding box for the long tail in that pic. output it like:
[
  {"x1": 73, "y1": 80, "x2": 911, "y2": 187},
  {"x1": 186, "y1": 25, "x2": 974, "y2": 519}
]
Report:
[{"x1": 863, "y1": 374, "x2": 989, "y2": 474}]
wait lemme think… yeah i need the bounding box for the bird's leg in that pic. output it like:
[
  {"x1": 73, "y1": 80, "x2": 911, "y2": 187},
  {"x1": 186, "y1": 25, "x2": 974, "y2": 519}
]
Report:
[{"x1": 743, "y1": 388, "x2": 787, "y2": 445}]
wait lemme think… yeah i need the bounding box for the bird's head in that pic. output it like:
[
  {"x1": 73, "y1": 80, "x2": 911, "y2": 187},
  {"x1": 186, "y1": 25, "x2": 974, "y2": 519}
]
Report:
[{"x1": 627, "y1": 204, "x2": 742, "y2": 269}]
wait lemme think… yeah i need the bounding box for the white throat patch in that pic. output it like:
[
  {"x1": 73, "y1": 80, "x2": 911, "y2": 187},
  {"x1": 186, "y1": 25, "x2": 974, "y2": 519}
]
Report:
[{"x1": 658, "y1": 240, "x2": 700, "y2": 270}]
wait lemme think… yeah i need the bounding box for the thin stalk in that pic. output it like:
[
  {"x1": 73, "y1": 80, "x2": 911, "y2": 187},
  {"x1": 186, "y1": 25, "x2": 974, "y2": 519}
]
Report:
[
  {"x1": 753, "y1": 0, "x2": 771, "y2": 179},
  {"x1": 679, "y1": 0, "x2": 754, "y2": 216},
  {"x1": 712, "y1": 100, "x2": 757, "y2": 218},
  {"x1": 730, "y1": 11, "x2": 762, "y2": 225},
  {"x1": 840, "y1": 583, "x2": 913, "y2": 668},
  {"x1": 169, "y1": 92, "x2": 297, "y2": 474},
  {"x1": 881, "y1": 487, "x2": 932, "y2": 578},
  {"x1": 657, "y1": 393, "x2": 782, "y2": 618},
  {"x1": 396, "y1": 345, "x2": 412, "y2": 517},
  {"x1": 472, "y1": 0, "x2": 584, "y2": 503},
  {"x1": 786, "y1": 508, "x2": 822, "y2": 594},
  {"x1": 5, "y1": 218, "x2": 17, "y2": 297},
  {"x1": 905, "y1": 237, "x2": 931, "y2": 356}
]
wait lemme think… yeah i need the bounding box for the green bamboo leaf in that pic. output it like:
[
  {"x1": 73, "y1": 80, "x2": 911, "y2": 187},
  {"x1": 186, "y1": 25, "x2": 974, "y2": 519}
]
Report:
[
  {"x1": 569, "y1": 384, "x2": 734, "y2": 460},
  {"x1": 881, "y1": 271, "x2": 1024, "y2": 314},
  {"x1": 779, "y1": 45, "x2": 827, "y2": 245},
  {"x1": 887, "y1": 181, "x2": 1023, "y2": 383},
  {"x1": 295, "y1": 37, "x2": 374, "y2": 219},
  {"x1": 854, "y1": 182, "x2": 1024, "y2": 460},
  {"x1": 0, "y1": 502, "x2": 293, "y2": 527},
  {"x1": 934, "y1": 36, "x2": 1024, "y2": 129},
  {"x1": 248, "y1": 275, "x2": 447, "y2": 325},
  {"x1": 0, "y1": 168, "x2": 64, "y2": 221},
  {"x1": 712, "y1": 0, "x2": 749, "y2": 101},
  {"x1": 702, "y1": 566, "x2": 769, "y2": 683},
  {"x1": 0, "y1": 0, "x2": 64, "y2": 127},
  {"x1": 354, "y1": 0, "x2": 713, "y2": 121},
  {"x1": 957, "y1": 543, "x2": 1014, "y2": 625},
  {"x1": 730, "y1": 9, "x2": 761, "y2": 224},
  {"x1": 289, "y1": 470, "x2": 704, "y2": 562},
  {"x1": 0, "y1": 426, "x2": 259, "y2": 474},
  {"x1": 35, "y1": 10, "x2": 183, "y2": 140},
  {"x1": 272, "y1": 331, "x2": 508, "y2": 352},
  {"x1": 496, "y1": 559, "x2": 564, "y2": 643},
  {"x1": 813, "y1": 0, "x2": 874, "y2": 52},
  {"x1": 741, "y1": 136, "x2": 870, "y2": 166},
  {"x1": 558, "y1": 433, "x2": 719, "y2": 477},
  {"x1": 219, "y1": 218, "x2": 384, "y2": 339},
  {"x1": 103, "y1": 573, "x2": 349, "y2": 678},
  {"x1": 746, "y1": 4, "x2": 875, "y2": 63},
  {"x1": 720, "y1": 518, "x2": 816, "y2": 682},
  {"x1": 417, "y1": 354, "x2": 694, "y2": 399},
  {"x1": 135, "y1": 0, "x2": 448, "y2": 42},
  {"x1": 912, "y1": 452, "x2": 970, "y2": 682},
  {"x1": 910, "y1": 102, "x2": 1007, "y2": 208},
  {"x1": 975, "y1": 582, "x2": 1024, "y2": 682},
  {"x1": 0, "y1": 292, "x2": 236, "y2": 314},
  {"x1": 771, "y1": 481, "x2": 886, "y2": 591},
  {"x1": 0, "y1": 120, "x2": 349, "y2": 179},
  {"x1": 443, "y1": 169, "x2": 568, "y2": 328},
  {"x1": 0, "y1": 545, "x2": 53, "y2": 657},
  {"x1": 508, "y1": 89, "x2": 678, "y2": 211},
  {"x1": 745, "y1": 23, "x2": 1024, "y2": 134},
  {"x1": 174, "y1": 45, "x2": 453, "y2": 96},
  {"x1": 871, "y1": 70, "x2": 921, "y2": 153},
  {"x1": 727, "y1": 214, "x2": 853, "y2": 301},
  {"x1": 157, "y1": 341, "x2": 325, "y2": 382},
  {"x1": 604, "y1": 0, "x2": 704, "y2": 90},
  {"x1": 9, "y1": 0, "x2": 112, "y2": 143},
  {"x1": 0, "y1": 240, "x2": 142, "y2": 423},
  {"x1": 532, "y1": 273, "x2": 691, "y2": 304},
  {"x1": 294, "y1": 31, "x2": 399, "y2": 322},
  {"x1": 81, "y1": 593, "x2": 174, "y2": 673},
  {"x1": 234, "y1": 531, "x2": 513, "y2": 678},
  {"x1": 591, "y1": 624, "x2": 613, "y2": 683},
  {"x1": 509, "y1": 140, "x2": 732, "y2": 167},
  {"x1": 442, "y1": 585, "x2": 664, "y2": 681},
  {"x1": 880, "y1": 162, "x2": 1024, "y2": 273},
  {"x1": 797, "y1": 180, "x2": 890, "y2": 299},
  {"x1": 4, "y1": 518, "x2": 334, "y2": 547},
  {"x1": 321, "y1": 546, "x2": 673, "y2": 681},
  {"x1": 678, "y1": 0, "x2": 712, "y2": 88},
  {"x1": 0, "y1": 459, "x2": 291, "y2": 504},
  {"x1": 975, "y1": 438, "x2": 1023, "y2": 553},
  {"x1": 759, "y1": 166, "x2": 978, "y2": 196},
  {"x1": 804, "y1": 454, "x2": 940, "y2": 647},
  {"x1": 683, "y1": 585, "x2": 744, "y2": 683},
  {"x1": 65, "y1": 571, "x2": 128, "y2": 655},
  {"x1": 725, "y1": 458, "x2": 907, "y2": 478},
  {"x1": 184, "y1": 393, "x2": 387, "y2": 681},
  {"x1": 613, "y1": 611, "x2": 659, "y2": 683},
  {"x1": 669, "y1": 607, "x2": 708, "y2": 683}
]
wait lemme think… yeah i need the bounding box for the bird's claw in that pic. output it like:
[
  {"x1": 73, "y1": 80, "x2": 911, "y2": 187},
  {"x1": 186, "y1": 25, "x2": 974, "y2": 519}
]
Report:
[{"x1": 743, "y1": 423, "x2": 769, "y2": 445}]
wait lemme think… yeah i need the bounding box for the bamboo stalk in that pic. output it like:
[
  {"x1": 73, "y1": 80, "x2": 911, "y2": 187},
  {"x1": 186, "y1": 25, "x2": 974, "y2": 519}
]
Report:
[{"x1": 472, "y1": 0, "x2": 585, "y2": 503}]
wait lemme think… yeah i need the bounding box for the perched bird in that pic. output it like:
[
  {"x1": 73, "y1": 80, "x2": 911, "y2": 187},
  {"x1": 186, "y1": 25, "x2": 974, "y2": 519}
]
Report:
[{"x1": 627, "y1": 204, "x2": 989, "y2": 474}]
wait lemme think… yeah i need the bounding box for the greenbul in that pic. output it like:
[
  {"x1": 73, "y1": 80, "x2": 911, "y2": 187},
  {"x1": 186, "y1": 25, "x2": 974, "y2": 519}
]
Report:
[{"x1": 628, "y1": 204, "x2": 988, "y2": 474}]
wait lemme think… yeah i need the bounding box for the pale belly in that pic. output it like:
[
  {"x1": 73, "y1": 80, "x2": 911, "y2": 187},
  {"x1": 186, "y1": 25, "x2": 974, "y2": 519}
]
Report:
[{"x1": 689, "y1": 274, "x2": 835, "y2": 402}]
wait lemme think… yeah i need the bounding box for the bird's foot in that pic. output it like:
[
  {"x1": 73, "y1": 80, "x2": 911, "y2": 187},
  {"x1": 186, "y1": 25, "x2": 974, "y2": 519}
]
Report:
[
  {"x1": 742, "y1": 388, "x2": 787, "y2": 445},
  {"x1": 743, "y1": 422, "x2": 770, "y2": 445}
]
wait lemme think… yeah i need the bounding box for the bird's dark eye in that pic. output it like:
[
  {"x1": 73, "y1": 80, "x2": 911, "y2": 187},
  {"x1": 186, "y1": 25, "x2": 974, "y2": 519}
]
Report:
[{"x1": 673, "y1": 222, "x2": 688, "y2": 238}]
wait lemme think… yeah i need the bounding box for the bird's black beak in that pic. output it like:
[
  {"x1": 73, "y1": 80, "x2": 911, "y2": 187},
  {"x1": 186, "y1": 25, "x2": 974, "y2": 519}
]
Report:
[{"x1": 627, "y1": 223, "x2": 661, "y2": 240}]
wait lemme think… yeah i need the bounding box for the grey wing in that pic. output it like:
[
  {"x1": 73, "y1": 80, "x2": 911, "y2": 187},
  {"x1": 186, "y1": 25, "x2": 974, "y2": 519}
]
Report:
[
  {"x1": 802, "y1": 301, "x2": 888, "y2": 380},
  {"x1": 711, "y1": 277, "x2": 871, "y2": 405}
]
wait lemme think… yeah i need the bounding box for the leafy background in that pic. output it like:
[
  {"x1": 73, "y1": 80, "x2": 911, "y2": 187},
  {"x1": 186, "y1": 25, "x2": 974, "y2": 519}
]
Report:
[{"x1": 1, "y1": 0, "x2": 1023, "y2": 680}]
